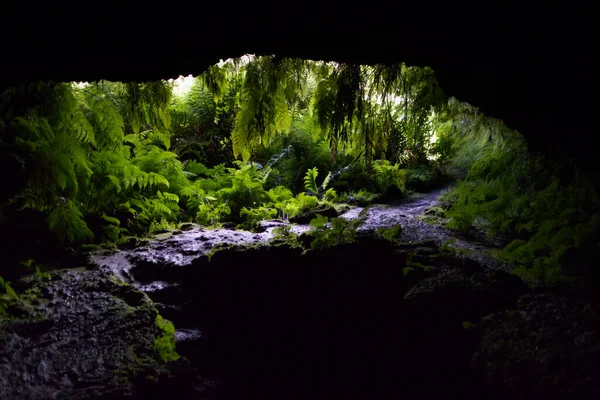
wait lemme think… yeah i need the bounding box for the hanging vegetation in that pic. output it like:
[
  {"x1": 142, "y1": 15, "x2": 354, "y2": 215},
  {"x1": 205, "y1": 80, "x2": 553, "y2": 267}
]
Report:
[{"x1": 1, "y1": 53, "x2": 597, "y2": 286}]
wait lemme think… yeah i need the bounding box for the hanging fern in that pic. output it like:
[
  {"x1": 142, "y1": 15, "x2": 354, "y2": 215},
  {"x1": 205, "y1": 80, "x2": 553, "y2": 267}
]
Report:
[
  {"x1": 231, "y1": 56, "x2": 292, "y2": 161},
  {"x1": 120, "y1": 81, "x2": 173, "y2": 134},
  {"x1": 201, "y1": 63, "x2": 232, "y2": 102}
]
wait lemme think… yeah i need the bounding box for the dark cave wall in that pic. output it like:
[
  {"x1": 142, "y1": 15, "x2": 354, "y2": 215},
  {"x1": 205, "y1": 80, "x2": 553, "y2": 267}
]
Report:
[{"x1": 1, "y1": 4, "x2": 596, "y2": 173}]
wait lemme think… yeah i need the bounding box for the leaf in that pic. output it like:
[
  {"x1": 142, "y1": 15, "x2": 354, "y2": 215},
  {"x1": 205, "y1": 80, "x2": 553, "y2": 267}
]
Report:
[
  {"x1": 321, "y1": 171, "x2": 332, "y2": 190},
  {"x1": 101, "y1": 214, "x2": 121, "y2": 226},
  {"x1": 4, "y1": 282, "x2": 17, "y2": 298},
  {"x1": 20, "y1": 259, "x2": 35, "y2": 268},
  {"x1": 304, "y1": 167, "x2": 319, "y2": 194},
  {"x1": 309, "y1": 214, "x2": 328, "y2": 229},
  {"x1": 402, "y1": 267, "x2": 414, "y2": 277}
]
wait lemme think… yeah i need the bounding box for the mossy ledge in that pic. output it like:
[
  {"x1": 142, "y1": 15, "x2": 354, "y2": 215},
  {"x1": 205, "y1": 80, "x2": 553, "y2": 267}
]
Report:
[{"x1": 0, "y1": 266, "x2": 215, "y2": 399}]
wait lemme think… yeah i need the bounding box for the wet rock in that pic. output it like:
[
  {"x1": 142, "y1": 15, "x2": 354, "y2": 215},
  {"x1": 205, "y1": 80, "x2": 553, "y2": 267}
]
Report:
[
  {"x1": 153, "y1": 232, "x2": 173, "y2": 241},
  {"x1": 0, "y1": 267, "x2": 214, "y2": 400},
  {"x1": 179, "y1": 223, "x2": 198, "y2": 231},
  {"x1": 423, "y1": 205, "x2": 446, "y2": 218},
  {"x1": 254, "y1": 219, "x2": 286, "y2": 233},
  {"x1": 396, "y1": 239, "x2": 437, "y2": 250},
  {"x1": 221, "y1": 222, "x2": 236, "y2": 230},
  {"x1": 472, "y1": 293, "x2": 600, "y2": 399}
]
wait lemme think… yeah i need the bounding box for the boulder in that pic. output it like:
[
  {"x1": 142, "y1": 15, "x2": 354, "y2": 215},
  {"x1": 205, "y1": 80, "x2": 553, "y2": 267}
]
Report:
[
  {"x1": 472, "y1": 293, "x2": 600, "y2": 400},
  {"x1": 0, "y1": 267, "x2": 214, "y2": 400},
  {"x1": 405, "y1": 268, "x2": 527, "y2": 322}
]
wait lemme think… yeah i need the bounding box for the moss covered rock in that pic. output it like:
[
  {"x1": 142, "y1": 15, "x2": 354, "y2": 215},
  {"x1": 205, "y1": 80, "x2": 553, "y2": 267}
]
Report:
[
  {"x1": 472, "y1": 293, "x2": 600, "y2": 399},
  {"x1": 0, "y1": 267, "x2": 214, "y2": 399}
]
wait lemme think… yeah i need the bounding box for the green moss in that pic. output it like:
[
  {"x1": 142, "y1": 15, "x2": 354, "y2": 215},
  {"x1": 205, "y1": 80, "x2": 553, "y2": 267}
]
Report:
[
  {"x1": 417, "y1": 215, "x2": 441, "y2": 225},
  {"x1": 376, "y1": 225, "x2": 403, "y2": 243},
  {"x1": 154, "y1": 315, "x2": 180, "y2": 362},
  {"x1": 462, "y1": 320, "x2": 476, "y2": 330}
]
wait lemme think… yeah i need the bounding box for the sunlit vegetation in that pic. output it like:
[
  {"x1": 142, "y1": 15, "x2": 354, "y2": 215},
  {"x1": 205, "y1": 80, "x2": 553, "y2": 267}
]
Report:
[
  {"x1": 0, "y1": 54, "x2": 598, "y2": 285},
  {"x1": 438, "y1": 100, "x2": 600, "y2": 283}
]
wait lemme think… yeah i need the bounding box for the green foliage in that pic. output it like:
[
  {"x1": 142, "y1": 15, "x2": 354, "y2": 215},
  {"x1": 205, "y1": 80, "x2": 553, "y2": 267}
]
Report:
[
  {"x1": 335, "y1": 189, "x2": 379, "y2": 205},
  {"x1": 271, "y1": 224, "x2": 298, "y2": 243},
  {"x1": 0, "y1": 275, "x2": 18, "y2": 316},
  {"x1": 215, "y1": 163, "x2": 270, "y2": 218},
  {"x1": 121, "y1": 81, "x2": 172, "y2": 135},
  {"x1": 231, "y1": 56, "x2": 293, "y2": 161},
  {"x1": 238, "y1": 206, "x2": 277, "y2": 231},
  {"x1": 372, "y1": 160, "x2": 406, "y2": 194},
  {"x1": 154, "y1": 315, "x2": 180, "y2": 362},
  {"x1": 304, "y1": 167, "x2": 319, "y2": 195},
  {"x1": 405, "y1": 165, "x2": 439, "y2": 191},
  {"x1": 20, "y1": 259, "x2": 52, "y2": 280},
  {"x1": 0, "y1": 56, "x2": 472, "y2": 268},
  {"x1": 305, "y1": 210, "x2": 367, "y2": 250},
  {"x1": 148, "y1": 218, "x2": 179, "y2": 234},
  {"x1": 277, "y1": 192, "x2": 320, "y2": 221},
  {"x1": 47, "y1": 200, "x2": 94, "y2": 243},
  {"x1": 439, "y1": 238, "x2": 473, "y2": 257},
  {"x1": 429, "y1": 125, "x2": 456, "y2": 171},
  {"x1": 376, "y1": 225, "x2": 403, "y2": 242},
  {"x1": 442, "y1": 102, "x2": 600, "y2": 283},
  {"x1": 196, "y1": 203, "x2": 231, "y2": 227}
]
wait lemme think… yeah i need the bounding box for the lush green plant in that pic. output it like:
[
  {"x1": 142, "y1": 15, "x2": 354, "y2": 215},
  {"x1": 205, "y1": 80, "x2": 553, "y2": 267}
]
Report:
[
  {"x1": 442, "y1": 101, "x2": 600, "y2": 283},
  {"x1": 0, "y1": 275, "x2": 18, "y2": 316},
  {"x1": 405, "y1": 165, "x2": 439, "y2": 191},
  {"x1": 372, "y1": 160, "x2": 406, "y2": 194},
  {"x1": 238, "y1": 206, "x2": 278, "y2": 230},
  {"x1": 303, "y1": 167, "x2": 332, "y2": 197},
  {"x1": 0, "y1": 56, "x2": 491, "y2": 270},
  {"x1": 271, "y1": 225, "x2": 302, "y2": 246},
  {"x1": 305, "y1": 211, "x2": 367, "y2": 250},
  {"x1": 376, "y1": 225, "x2": 403, "y2": 242},
  {"x1": 154, "y1": 315, "x2": 180, "y2": 362}
]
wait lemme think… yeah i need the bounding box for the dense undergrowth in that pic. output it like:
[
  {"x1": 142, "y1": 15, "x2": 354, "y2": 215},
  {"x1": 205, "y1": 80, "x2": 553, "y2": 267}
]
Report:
[
  {"x1": 0, "y1": 58, "x2": 447, "y2": 249},
  {"x1": 437, "y1": 100, "x2": 600, "y2": 283},
  {"x1": 0, "y1": 54, "x2": 598, "y2": 302}
]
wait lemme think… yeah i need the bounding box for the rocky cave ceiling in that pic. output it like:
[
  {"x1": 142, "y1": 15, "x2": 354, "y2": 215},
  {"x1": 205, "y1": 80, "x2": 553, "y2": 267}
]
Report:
[{"x1": 1, "y1": 4, "x2": 596, "y2": 171}]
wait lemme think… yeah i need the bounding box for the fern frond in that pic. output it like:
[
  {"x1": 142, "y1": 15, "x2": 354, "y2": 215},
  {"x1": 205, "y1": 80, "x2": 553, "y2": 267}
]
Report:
[
  {"x1": 321, "y1": 171, "x2": 331, "y2": 191},
  {"x1": 304, "y1": 167, "x2": 319, "y2": 194},
  {"x1": 101, "y1": 213, "x2": 121, "y2": 226},
  {"x1": 47, "y1": 200, "x2": 93, "y2": 243}
]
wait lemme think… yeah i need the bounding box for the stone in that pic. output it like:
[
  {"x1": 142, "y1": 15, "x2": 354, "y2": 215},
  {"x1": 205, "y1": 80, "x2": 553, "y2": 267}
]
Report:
[
  {"x1": 0, "y1": 267, "x2": 214, "y2": 400},
  {"x1": 472, "y1": 293, "x2": 600, "y2": 399}
]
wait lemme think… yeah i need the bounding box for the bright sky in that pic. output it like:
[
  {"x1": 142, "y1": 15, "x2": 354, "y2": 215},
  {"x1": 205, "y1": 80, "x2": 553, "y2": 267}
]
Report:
[{"x1": 169, "y1": 75, "x2": 195, "y2": 98}]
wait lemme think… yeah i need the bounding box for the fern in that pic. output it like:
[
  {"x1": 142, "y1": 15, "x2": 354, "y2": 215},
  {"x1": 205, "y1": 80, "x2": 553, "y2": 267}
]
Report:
[
  {"x1": 373, "y1": 160, "x2": 406, "y2": 194},
  {"x1": 0, "y1": 275, "x2": 18, "y2": 316},
  {"x1": 306, "y1": 210, "x2": 368, "y2": 250},
  {"x1": 304, "y1": 167, "x2": 319, "y2": 194},
  {"x1": 47, "y1": 200, "x2": 93, "y2": 243},
  {"x1": 321, "y1": 171, "x2": 332, "y2": 191},
  {"x1": 231, "y1": 56, "x2": 292, "y2": 161},
  {"x1": 121, "y1": 81, "x2": 173, "y2": 135}
]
